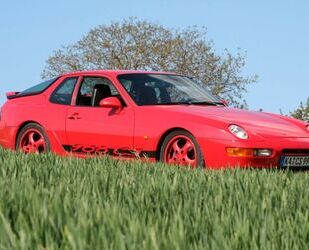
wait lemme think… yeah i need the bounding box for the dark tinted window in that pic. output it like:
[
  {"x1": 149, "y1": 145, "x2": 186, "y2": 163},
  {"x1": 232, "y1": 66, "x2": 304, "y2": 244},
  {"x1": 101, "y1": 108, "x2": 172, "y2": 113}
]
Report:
[
  {"x1": 20, "y1": 78, "x2": 58, "y2": 95},
  {"x1": 50, "y1": 78, "x2": 78, "y2": 105},
  {"x1": 118, "y1": 74, "x2": 221, "y2": 106},
  {"x1": 76, "y1": 77, "x2": 119, "y2": 107}
]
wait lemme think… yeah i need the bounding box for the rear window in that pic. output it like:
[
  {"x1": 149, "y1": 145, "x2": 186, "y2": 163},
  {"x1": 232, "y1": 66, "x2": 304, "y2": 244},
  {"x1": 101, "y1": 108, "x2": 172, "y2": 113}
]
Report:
[{"x1": 19, "y1": 77, "x2": 58, "y2": 95}]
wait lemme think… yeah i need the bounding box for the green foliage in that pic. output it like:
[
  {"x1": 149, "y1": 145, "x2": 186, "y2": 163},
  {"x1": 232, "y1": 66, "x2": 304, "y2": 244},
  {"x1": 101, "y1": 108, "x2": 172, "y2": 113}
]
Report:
[
  {"x1": 1, "y1": 148, "x2": 309, "y2": 249},
  {"x1": 290, "y1": 98, "x2": 309, "y2": 122},
  {"x1": 42, "y1": 18, "x2": 257, "y2": 107}
]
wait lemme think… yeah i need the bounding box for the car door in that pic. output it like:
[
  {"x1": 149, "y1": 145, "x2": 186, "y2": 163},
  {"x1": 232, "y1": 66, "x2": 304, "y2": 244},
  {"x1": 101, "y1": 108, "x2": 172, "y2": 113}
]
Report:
[
  {"x1": 65, "y1": 75, "x2": 134, "y2": 156},
  {"x1": 47, "y1": 76, "x2": 79, "y2": 149}
]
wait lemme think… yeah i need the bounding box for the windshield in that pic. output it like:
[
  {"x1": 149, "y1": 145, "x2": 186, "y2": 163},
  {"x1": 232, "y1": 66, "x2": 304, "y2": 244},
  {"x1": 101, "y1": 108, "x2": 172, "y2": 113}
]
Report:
[
  {"x1": 117, "y1": 74, "x2": 222, "y2": 106},
  {"x1": 19, "y1": 77, "x2": 58, "y2": 95}
]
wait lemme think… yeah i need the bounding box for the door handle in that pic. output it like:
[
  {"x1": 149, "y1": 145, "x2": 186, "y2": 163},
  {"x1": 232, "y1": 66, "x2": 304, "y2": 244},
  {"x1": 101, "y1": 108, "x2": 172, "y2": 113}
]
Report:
[{"x1": 67, "y1": 113, "x2": 81, "y2": 120}]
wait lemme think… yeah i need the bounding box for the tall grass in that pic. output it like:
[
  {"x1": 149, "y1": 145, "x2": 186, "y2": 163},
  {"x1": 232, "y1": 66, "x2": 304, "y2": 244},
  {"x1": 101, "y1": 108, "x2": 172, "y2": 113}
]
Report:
[{"x1": 0, "y1": 148, "x2": 309, "y2": 249}]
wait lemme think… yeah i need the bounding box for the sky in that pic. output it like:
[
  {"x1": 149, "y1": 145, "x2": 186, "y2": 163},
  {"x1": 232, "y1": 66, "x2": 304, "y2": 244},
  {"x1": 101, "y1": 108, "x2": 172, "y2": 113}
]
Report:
[{"x1": 0, "y1": 0, "x2": 308, "y2": 114}]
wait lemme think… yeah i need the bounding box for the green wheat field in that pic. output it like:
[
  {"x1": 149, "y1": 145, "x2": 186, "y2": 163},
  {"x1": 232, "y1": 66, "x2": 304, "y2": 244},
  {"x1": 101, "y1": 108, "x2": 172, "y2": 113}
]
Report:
[{"x1": 0, "y1": 148, "x2": 309, "y2": 249}]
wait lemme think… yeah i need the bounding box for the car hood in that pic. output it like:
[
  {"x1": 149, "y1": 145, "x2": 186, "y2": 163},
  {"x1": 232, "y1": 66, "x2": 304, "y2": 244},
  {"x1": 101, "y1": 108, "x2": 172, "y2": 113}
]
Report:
[{"x1": 161, "y1": 105, "x2": 309, "y2": 138}]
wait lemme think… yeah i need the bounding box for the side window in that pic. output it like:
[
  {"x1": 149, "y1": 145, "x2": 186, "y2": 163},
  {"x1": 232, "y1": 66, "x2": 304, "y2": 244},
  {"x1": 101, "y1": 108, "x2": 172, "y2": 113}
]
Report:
[
  {"x1": 76, "y1": 77, "x2": 120, "y2": 107},
  {"x1": 50, "y1": 77, "x2": 78, "y2": 105}
]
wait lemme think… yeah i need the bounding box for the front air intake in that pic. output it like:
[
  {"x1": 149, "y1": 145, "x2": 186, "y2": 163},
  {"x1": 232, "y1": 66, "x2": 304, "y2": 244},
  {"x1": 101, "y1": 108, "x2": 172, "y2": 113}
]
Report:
[{"x1": 282, "y1": 149, "x2": 309, "y2": 156}]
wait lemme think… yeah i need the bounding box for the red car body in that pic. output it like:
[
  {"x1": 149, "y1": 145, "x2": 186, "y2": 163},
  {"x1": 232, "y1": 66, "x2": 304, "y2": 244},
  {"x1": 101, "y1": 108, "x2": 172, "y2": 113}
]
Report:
[{"x1": 1, "y1": 70, "x2": 309, "y2": 169}]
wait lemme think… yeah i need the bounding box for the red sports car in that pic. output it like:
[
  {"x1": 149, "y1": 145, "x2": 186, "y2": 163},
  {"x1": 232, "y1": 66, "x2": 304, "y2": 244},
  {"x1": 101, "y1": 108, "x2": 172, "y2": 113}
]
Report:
[{"x1": 1, "y1": 70, "x2": 309, "y2": 169}]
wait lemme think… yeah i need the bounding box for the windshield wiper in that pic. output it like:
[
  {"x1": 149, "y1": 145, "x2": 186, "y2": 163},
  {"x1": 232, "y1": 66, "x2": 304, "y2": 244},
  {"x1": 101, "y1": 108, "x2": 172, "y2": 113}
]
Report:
[
  {"x1": 155, "y1": 101, "x2": 224, "y2": 106},
  {"x1": 187, "y1": 101, "x2": 225, "y2": 106}
]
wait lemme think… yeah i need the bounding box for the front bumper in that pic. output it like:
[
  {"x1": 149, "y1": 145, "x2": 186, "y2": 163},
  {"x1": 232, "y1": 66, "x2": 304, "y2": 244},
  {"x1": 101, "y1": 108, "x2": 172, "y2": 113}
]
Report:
[{"x1": 199, "y1": 137, "x2": 309, "y2": 169}]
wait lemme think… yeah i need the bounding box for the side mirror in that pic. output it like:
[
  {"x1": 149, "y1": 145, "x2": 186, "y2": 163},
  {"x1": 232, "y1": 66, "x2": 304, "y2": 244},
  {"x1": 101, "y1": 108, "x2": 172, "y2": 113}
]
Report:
[{"x1": 99, "y1": 97, "x2": 122, "y2": 109}]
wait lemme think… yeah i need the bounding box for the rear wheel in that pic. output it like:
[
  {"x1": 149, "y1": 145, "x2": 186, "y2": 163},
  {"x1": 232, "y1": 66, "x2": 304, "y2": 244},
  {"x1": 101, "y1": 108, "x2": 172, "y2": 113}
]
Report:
[
  {"x1": 160, "y1": 130, "x2": 204, "y2": 168},
  {"x1": 16, "y1": 123, "x2": 50, "y2": 154}
]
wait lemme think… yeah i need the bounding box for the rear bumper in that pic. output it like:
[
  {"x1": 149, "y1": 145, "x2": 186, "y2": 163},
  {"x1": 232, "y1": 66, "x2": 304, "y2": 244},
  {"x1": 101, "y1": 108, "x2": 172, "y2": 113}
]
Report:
[
  {"x1": 199, "y1": 137, "x2": 309, "y2": 169},
  {"x1": 0, "y1": 122, "x2": 69, "y2": 155},
  {"x1": 0, "y1": 121, "x2": 17, "y2": 150}
]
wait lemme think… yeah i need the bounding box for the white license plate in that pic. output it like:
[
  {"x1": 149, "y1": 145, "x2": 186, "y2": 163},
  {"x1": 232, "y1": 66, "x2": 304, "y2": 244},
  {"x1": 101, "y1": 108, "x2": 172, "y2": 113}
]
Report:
[{"x1": 280, "y1": 156, "x2": 309, "y2": 168}]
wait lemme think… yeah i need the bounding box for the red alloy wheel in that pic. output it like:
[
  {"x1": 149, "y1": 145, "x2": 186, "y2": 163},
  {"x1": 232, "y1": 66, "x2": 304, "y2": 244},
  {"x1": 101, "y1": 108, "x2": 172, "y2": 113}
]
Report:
[
  {"x1": 164, "y1": 135, "x2": 197, "y2": 167},
  {"x1": 19, "y1": 129, "x2": 47, "y2": 154}
]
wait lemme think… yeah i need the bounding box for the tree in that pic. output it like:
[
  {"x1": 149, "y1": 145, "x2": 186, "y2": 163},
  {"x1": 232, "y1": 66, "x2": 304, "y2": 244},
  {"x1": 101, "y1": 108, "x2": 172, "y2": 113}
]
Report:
[
  {"x1": 42, "y1": 18, "x2": 257, "y2": 107},
  {"x1": 290, "y1": 98, "x2": 309, "y2": 122}
]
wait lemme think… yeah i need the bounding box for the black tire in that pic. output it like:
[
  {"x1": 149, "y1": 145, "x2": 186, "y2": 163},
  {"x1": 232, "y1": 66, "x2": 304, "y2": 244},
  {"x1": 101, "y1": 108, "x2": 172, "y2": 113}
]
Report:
[
  {"x1": 159, "y1": 130, "x2": 205, "y2": 168},
  {"x1": 16, "y1": 123, "x2": 51, "y2": 153}
]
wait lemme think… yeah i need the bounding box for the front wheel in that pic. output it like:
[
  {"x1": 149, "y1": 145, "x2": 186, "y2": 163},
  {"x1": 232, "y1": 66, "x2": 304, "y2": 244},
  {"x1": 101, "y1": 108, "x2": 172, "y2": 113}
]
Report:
[
  {"x1": 159, "y1": 130, "x2": 204, "y2": 168},
  {"x1": 16, "y1": 123, "x2": 50, "y2": 154}
]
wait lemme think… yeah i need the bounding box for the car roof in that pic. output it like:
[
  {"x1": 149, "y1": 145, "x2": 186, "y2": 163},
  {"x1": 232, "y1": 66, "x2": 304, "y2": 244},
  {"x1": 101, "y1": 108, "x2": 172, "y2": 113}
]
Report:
[{"x1": 60, "y1": 70, "x2": 178, "y2": 78}]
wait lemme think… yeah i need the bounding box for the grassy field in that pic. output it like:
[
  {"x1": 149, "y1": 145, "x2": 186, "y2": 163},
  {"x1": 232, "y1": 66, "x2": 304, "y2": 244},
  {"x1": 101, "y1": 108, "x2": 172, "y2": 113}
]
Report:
[{"x1": 0, "y1": 148, "x2": 309, "y2": 249}]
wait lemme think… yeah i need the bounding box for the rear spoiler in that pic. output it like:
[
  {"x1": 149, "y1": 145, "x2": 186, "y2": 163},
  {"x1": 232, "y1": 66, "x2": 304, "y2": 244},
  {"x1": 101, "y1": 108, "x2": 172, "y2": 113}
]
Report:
[{"x1": 6, "y1": 92, "x2": 20, "y2": 99}]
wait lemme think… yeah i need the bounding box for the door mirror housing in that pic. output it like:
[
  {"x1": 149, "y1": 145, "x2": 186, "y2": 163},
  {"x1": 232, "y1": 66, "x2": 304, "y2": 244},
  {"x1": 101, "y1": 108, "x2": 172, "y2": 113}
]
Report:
[{"x1": 99, "y1": 97, "x2": 122, "y2": 109}]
